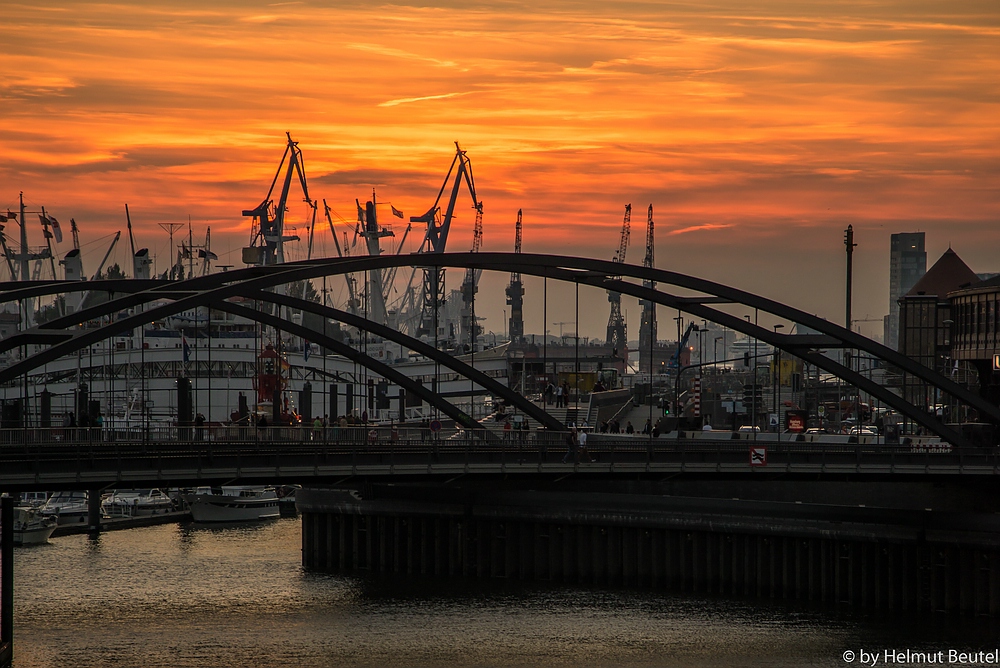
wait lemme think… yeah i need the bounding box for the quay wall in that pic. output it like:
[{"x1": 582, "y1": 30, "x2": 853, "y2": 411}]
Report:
[{"x1": 299, "y1": 482, "x2": 1000, "y2": 615}]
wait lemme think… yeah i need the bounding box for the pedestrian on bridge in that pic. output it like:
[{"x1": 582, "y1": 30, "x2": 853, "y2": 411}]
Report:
[
  {"x1": 555, "y1": 384, "x2": 564, "y2": 408},
  {"x1": 561, "y1": 427, "x2": 579, "y2": 464},
  {"x1": 313, "y1": 416, "x2": 323, "y2": 441}
]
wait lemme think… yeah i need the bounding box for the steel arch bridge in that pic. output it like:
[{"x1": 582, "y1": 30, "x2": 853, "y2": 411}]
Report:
[{"x1": 0, "y1": 252, "x2": 994, "y2": 448}]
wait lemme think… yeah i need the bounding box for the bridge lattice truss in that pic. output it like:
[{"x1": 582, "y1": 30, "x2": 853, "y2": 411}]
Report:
[{"x1": 0, "y1": 253, "x2": 993, "y2": 448}]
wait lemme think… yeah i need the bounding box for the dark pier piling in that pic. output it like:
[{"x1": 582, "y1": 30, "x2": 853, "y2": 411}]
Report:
[{"x1": 300, "y1": 481, "x2": 1000, "y2": 615}]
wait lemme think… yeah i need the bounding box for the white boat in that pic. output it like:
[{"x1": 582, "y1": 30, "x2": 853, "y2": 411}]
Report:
[
  {"x1": 102, "y1": 488, "x2": 176, "y2": 517},
  {"x1": 182, "y1": 486, "x2": 280, "y2": 522},
  {"x1": 39, "y1": 490, "x2": 91, "y2": 525},
  {"x1": 13, "y1": 506, "x2": 58, "y2": 545},
  {"x1": 19, "y1": 491, "x2": 49, "y2": 508}
]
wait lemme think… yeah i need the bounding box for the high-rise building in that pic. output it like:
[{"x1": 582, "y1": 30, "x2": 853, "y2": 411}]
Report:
[{"x1": 884, "y1": 232, "x2": 926, "y2": 350}]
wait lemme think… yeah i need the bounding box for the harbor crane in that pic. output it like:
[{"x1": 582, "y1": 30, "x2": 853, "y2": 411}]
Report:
[
  {"x1": 408, "y1": 142, "x2": 481, "y2": 343},
  {"x1": 459, "y1": 200, "x2": 485, "y2": 349},
  {"x1": 606, "y1": 204, "x2": 631, "y2": 356},
  {"x1": 638, "y1": 204, "x2": 657, "y2": 372},
  {"x1": 242, "y1": 132, "x2": 312, "y2": 267},
  {"x1": 355, "y1": 190, "x2": 394, "y2": 325},
  {"x1": 505, "y1": 209, "x2": 525, "y2": 342}
]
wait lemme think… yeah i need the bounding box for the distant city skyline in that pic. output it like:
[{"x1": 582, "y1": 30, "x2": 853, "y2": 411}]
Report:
[{"x1": 1, "y1": 1, "x2": 997, "y2": 341}]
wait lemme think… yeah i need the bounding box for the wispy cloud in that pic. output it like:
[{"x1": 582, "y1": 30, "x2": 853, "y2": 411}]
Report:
[
  {"x1": 378, "y1": 91, "x2": 474, "y2": 107},
  {"x1": 666, "y1": 223, "x2": 735, "y2": 236}
]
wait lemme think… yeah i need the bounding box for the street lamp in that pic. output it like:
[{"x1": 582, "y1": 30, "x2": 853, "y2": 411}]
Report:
[
  {"x1": 773, "y1": 324, "x2": 784, "y2": 434},
  {"x1": 744, "y1": 315, "x2": 755, "y2": 433}
]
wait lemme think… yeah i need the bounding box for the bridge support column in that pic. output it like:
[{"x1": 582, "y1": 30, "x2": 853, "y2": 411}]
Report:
[{"x1": 87, "y1": 488, "x2": 102, "y2": 531}]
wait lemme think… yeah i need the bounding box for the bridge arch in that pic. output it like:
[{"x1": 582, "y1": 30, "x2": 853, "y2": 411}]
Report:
[{"x1": 0, "y1": 253, "x2": 991, "y2": 445}]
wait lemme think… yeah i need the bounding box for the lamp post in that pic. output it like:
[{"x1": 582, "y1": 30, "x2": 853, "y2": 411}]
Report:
[
  {"x1": 773, "y1": 324, "x2": 784, "y2": 434},
  {"x1": 744, "y1": 315, "x2": 755, "y2": 435}
]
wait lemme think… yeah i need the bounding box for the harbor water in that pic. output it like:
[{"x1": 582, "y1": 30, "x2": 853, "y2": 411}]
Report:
[{"x1": 11, "y1": 517, "x2": 1000, "y2": 667}]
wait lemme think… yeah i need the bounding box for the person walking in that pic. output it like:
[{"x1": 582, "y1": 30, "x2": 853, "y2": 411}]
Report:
[
  {"x1": 313, "y1": 416, "x2": 323, "y2": 441},
  {"x1": 578, "y1": 428, "x2": 593, "y2": 462},
  {"x1": 555, "y1": 383, "x2": 564, "y2": 408},
  {"x1": 561, "y1": 427, "x2": 579, "y2": 464}
]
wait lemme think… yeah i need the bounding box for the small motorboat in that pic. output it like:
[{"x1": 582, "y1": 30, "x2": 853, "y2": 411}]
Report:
[
  {"x1": 13, "y1": 506, "x2": 58, "y2": 546},
  {"x1": 39, "y1": 490, "x2": 90, "y2": 525},
  {"x1": 102, "y1": 489, "x2": 176, "y2": 517}
]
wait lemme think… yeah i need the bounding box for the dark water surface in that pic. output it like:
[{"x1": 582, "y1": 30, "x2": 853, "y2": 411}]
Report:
[{"x1": 11, "y1": 517, "x2": 1000, "y2": 667}]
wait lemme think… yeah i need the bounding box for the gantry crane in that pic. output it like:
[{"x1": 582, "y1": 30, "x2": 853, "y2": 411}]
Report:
[
  {"x1": 408, "y1": 142, "x2": 481, "y2": 343},
  {"x1": 638, "y1": 205, "x2": 657, "y2": 373},
  {"x1": 606, "y1": 204, "x2": 631, "y2": 356},
  {"x1": 505, "y1": 209, "x2": 525, "y2": 342}
]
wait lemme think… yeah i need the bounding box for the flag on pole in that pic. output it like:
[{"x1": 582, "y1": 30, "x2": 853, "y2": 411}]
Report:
[
  {"x1": 391, "y1": 205, "x2": 404, "y2": 219},
  {"x1": 182, "y1": 335, "x2": 191, "y2": 363},
  {"x1": 198, "y1": 249, "x2": 219, "y2": 260},
  {"x1": 5, "y1": 211, "x2": 15, "y2": 221},
  {"x1": 50, "y1": 216, "x2": 62, "y2": 243},
  {"x1": 303, "y1": 342, "x2": 310, "y2": 362}
]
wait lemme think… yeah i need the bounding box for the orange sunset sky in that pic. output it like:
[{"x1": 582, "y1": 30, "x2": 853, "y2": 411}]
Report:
[{"x1": 1, "y1": 1, "x2": 998, "y2": 341}]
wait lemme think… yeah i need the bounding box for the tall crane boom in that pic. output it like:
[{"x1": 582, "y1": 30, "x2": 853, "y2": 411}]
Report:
[
  {"x1": 506, "y1": 209, "x2": 524, "y2": 342},
  {"x1": 638, "y1": 204, "x2": 657, "y2": 373},
  {"x1": 410, "y1": 142, "x2": 481, "y2": 343},
  {"x1": 606, "y1": 204, "x2": 631, "y2": 355},
  {"x1": 460, "y1": 201, "x2": 485, "y2": 349},
  {"x1": 241, "y1": 132, "x2": 312, "y2": 267}
]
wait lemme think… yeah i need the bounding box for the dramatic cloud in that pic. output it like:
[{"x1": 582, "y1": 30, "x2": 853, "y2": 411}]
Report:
[{"x1": 0, "y1": 0, "x2": 997, "y2": 339}]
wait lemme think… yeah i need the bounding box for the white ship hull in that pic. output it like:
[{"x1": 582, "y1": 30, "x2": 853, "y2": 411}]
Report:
[
  {"x1": 183, "y1": 488, "x2": 280, "y2": 522},
  {"x1": 13, "y1": 506, "x2": 58, "y2": 545}
]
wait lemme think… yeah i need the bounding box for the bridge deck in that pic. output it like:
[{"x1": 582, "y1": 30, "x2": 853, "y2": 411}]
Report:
[{"x1": 1, "y1": 432, "x2": 998, "y2": 489}]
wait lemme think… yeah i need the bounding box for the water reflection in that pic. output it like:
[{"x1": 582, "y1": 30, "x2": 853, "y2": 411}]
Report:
[{"x1": 11, "y1": 517, "x2": 1000, "y2": 668}]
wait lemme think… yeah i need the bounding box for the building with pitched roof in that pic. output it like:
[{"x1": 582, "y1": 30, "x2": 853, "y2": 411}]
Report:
[{"x1": 898, "y1": 248, "x2": 979, "y2": 418}]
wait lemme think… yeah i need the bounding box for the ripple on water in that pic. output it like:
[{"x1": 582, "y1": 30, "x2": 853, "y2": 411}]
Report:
[{"x1": 12, "y1": 517, "x2": 1000, "y2": 668}]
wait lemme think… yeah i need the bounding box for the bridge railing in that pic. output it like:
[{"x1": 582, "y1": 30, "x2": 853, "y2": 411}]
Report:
[{"x1": 2, "y1": 427, "x2": 998, "y2": 476}]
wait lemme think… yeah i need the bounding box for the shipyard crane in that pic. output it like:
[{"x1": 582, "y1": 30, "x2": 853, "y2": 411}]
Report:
[
  {"x1": 78, "y1": 231, "x2": 121, "y2": 309},
  {"x1": 606, "y1": 204, "x2": 631, "y2": 356},
  {"x1": 638, "y1": 204, "x2": 657, "y2": 373},
  {"x1": 459, "y1": 201, "x2": 485, "y2": 349},
  {"x1": 355, "y1": 190, "x2": 395, "y2": 325},
  {"x1": 505, "y1": 209, "x2": 525, "y2": 342},
  {"x1": 241, "y1": 132, "x2": 312, "y2": 267},
  {"x1": 124, "y1": 205, "x2": 150, "y2": 280},
  {"x1": 408, "y1": 142, "x2": 481, "y2": 342},
  {"x1": 669, "y1": 321, "x2": 698, "y2": 370}
]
